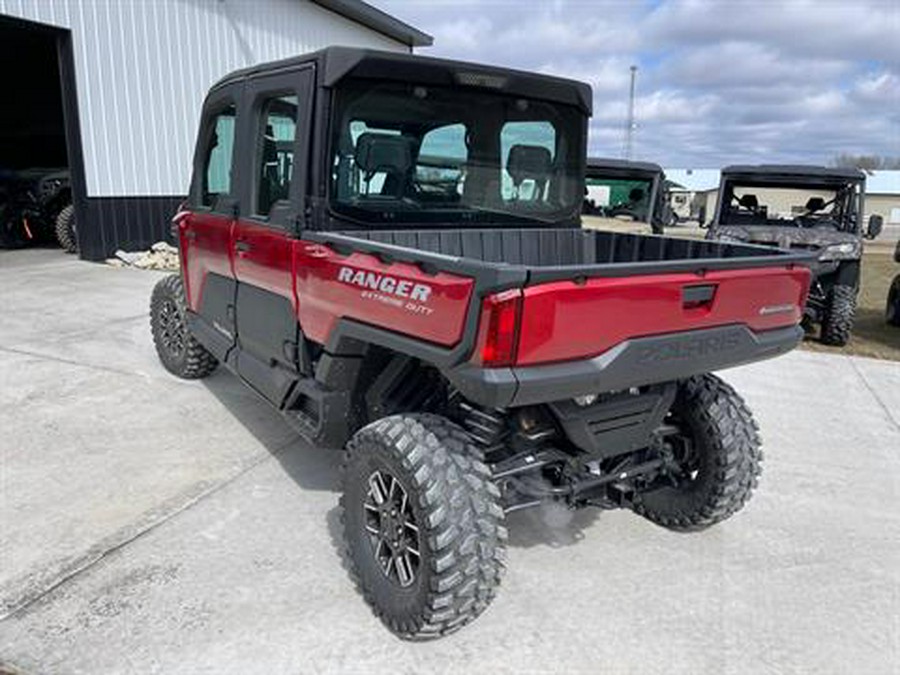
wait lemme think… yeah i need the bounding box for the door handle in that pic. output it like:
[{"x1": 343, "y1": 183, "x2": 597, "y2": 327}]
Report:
[
  {"x1": 683, "y1": 284, "x2": 717, "y2": 310},
  {"x1": 235, "y1": 240, "x2": 252, "y2": 253}
]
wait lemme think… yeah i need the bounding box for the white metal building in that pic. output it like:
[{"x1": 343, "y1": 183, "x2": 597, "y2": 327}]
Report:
[{"x1": 0, "y1": 0, "x2": 430, "y2": 259}]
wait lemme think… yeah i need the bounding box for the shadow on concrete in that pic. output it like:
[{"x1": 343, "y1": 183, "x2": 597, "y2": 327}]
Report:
[
  {"x1": 204, "y1": 371, "x2": 604, "y2": 551},
  {"x1": 505, "y1": 503, "x2": 602, "y2": 549},
  {"x1": 203, "y1": 373, "x2": 341, "y2": 494}
]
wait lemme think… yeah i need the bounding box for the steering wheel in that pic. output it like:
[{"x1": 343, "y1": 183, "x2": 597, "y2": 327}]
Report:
[{"x1": 608, "y1": 205, "x2": 640, "y2": 220}]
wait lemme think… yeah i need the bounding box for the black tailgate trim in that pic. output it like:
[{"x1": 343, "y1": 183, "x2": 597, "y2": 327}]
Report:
[{"x1": 445, "y1": 324, "x2": 802, "y2": 408}]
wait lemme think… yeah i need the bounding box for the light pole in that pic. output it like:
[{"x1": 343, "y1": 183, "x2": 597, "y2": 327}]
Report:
[{"x1": 624, "y1": 65, "x2": 637, "y2": 160}]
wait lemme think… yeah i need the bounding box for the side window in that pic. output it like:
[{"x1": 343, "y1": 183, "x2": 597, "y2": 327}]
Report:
[
  {"x1": 202, "y1": 105, "x2": 236, "y2": 207},
  {"x1": 256, "y1": 95, "x2": 298, "y2": 217},
  {"x1": 500, "y1": 121, "x2": 556, "y2": 202}
]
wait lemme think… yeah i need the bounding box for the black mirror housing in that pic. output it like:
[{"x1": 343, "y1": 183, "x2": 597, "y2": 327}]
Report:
[{"x1": 867, "y1": 214, "x2": 884, "y2": 240}]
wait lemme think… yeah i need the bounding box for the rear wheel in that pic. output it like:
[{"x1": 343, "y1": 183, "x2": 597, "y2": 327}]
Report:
[
  {"x1": 821, "y1": 284, "x2": 857, "y2": 346},
  {"x1": 55, "y1": 204, "x2": 77, "y2": 253},
  {"x1": 150, "y1": 274, "x2": 217, "y2": 379},
  {"x1": 341, "y1": 413, "x2": 506, "y2": 639},
  {"x1": 632, "y1": 374, "x2": 762, "y2": 532}
]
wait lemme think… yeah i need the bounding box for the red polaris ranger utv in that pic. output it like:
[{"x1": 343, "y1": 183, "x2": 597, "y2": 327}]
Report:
[{"x1": 150, "y1": 48, "x2": 813, "y2": 639}]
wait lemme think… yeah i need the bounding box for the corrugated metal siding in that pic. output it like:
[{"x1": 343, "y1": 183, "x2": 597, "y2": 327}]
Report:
[{"x1": 0, "y1": 0, "x2": 405, "y2": 199}]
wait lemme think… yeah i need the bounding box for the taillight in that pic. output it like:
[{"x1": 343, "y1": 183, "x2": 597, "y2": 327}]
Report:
[{"x1": 478, "y1": 289, "x2": 523, "y2": 367}]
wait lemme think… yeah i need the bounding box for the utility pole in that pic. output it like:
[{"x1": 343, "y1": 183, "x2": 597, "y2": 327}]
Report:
[{"x1": 624, "y1": 65, "x2": 637, "y2": 160}]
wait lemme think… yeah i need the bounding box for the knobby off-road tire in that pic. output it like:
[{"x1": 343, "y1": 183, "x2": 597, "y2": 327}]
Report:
[
  {"x1": 341, "y1": 413, "x2": 507, "y2": 639},
  {"x1": 886, "y1": 278, "x2": 900, "y2": 327},
  {"x1": 55, "y1": 204, "x2": 77, "y2": 253},
  {"x1": 632, "y1": 374, "x2": 762, "y2": 532},
  {"x1": 821, "y1": 284, "x2": 857, "y2": 346},
  {"x1": 150, "y1": 274, "x2": 217, "y2": 379}
]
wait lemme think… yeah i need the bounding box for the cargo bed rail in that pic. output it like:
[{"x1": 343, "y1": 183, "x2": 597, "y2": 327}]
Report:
[{"x1": 304, "y1": 228, "x2": 816, "y2": 286}]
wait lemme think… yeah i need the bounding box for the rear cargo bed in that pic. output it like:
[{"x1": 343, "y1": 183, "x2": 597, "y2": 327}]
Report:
[
  {"x1": 316, "y1": 228, "x2": 813, "y2": 282},
  {"x1": 301, "y1": 227, "x2": 813, "y2": 406}
]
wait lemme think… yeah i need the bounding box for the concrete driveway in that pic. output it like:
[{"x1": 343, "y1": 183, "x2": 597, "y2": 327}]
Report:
[{"x1": 1, "y1": 248, "x2": 899, "y2": 675}]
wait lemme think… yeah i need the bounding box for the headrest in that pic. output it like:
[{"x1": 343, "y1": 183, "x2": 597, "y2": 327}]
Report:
[
  {"x1": 738, "y1": 194, "x2": 759, "y2": 209},
  {"x1": 805, "y1": 197, "x2": 826, "y2": 212},
  {"x1": 507, "y1": 145, "x2": 553, "y2": 185},
  {"x1": 628, "y1": 187, "x2": 646, "y2": 202},
  {"x1": 354, "y1": 133, "x2": 412, "y2": 175}
]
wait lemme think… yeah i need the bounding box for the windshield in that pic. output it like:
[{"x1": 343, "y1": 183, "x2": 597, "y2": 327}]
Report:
[
  {"x1": 329, "y1": 78, "x2": 585, "y2": 226},
  {"x1": 583, "y1": 176, "x2": 654, "y2": 222},
  {"x1": 719, "y1": 181, "x2": 861, "y2": 231}
]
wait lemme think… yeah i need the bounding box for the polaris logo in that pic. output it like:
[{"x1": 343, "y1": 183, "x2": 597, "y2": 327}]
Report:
[
  {"x1": 635, "y1": 332, "x2": 741, "y2": 365},
  {"x1": 337, "y1": 267, "x2": 432, "y2": 302}
]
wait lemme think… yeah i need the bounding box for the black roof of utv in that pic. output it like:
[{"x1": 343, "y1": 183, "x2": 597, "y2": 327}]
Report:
[
  {"x1": 587, "y1": 157, "x2": 664, "y2": 179},
  {"x1": 210, "y1": 46, "x2": 593, "y2": 114},
  {"x1": 721, "y1": 164, "x2": 866, "y2": 185}
]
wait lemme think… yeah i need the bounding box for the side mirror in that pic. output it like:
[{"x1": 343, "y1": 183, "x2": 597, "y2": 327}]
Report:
[
  {"x1": 867, "y1": 214, "x2": 883, "y2": 240},
  {"x1": 894, "y1": 238, "x2": 900, "y2": 264}
]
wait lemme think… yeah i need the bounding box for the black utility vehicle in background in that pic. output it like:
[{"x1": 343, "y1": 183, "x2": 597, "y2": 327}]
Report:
[
  {"x1": 582, "y1": 157, "x2": 674, "y2": 234},
  {"x1": 886, "y1": 239, "x2": 900, "y2": 327},
  {"x1": 0, "y1": 167, "x2": 75, "y2": 251},
  {"x1": 706, "y1": 165, "x2": 883, "y2": 346}
]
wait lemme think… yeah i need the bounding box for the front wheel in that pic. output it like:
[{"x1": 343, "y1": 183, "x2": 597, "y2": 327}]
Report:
[
  {"x1": 821, "y1": 284, "x2": 857, "y2": 346},
  {"x1": 632, "y1": 374, "x2": 762, "y2": 532},
  {"x1": 55, "y1": 204, "x2": 77, "y2": 253},
  {"x1": 150, "y1": 275, "x2": 217, "y2": 379},
  {"x1": 886, "y1": 277, "x2": 900, "y2": 327},
  {"x1": 341, "y1": 414, "x2": 507, "y2": 639}
]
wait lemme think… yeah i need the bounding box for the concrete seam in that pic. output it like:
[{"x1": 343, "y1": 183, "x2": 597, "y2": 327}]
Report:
[
  {"x1": 848, "y1": 357, "x2": 900, "y2": 433},
  {"x1": 0, "y1": 438, "x2": 297, "y2": 622},
  {"x1": 0, "y1": 345, "x2": 139, "y2": 378}
]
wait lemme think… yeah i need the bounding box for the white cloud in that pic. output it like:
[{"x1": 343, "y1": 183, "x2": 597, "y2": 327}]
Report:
[
  {"x1": 645, "y1": 0, "x2": 900, "y2": 66},
  {"x1": 538, "y1": 57, "x2": 635, "y2": 94},
  {"x1": 854, "y1": 71, "x2": 900, "y2": 104},
  {"x1": 373, "y1": 0, "x2": 900, "y2": 166}
]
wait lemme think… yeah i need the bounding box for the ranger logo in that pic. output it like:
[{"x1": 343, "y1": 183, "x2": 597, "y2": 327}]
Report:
[{"x1": 337, "y1": 267, "x2": 432, "y2": 302}]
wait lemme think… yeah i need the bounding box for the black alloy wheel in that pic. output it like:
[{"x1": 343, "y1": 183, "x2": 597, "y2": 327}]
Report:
[{"x1": 363, "y1": 469, "x2": 421, "y2": 588}]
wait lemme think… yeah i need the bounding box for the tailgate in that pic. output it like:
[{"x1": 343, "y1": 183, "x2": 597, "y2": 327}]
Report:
[{"x1": 515, "y1": 265, "x2": 810, "y2": 366}]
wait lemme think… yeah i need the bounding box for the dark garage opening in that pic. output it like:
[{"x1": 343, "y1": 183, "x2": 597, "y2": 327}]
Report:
[{"x1": 0, "y1": 15, "x2": 83, "y2": 253}]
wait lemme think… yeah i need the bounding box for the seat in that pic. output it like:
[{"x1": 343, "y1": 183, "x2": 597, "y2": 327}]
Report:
[
  {"x1": 354, "y1": 133, "x2": 414, "y2": 198},
  {"x1": 805, "y1": 197, "x2": 826, "y2": 213},
  {"x1": 507, "y1": 145, "x2": 553, "y2": 201},
  {"x1": 259, "y1": 124, "x2": 280, "y2": 214},
  {"x1": 738, "y1": 194, "x2": 759, "y2": 211}
]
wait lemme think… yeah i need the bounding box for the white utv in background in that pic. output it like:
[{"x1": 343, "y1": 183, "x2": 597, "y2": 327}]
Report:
[{"x1": 706, "y1": 165, "x2": 883, "y2": 346}]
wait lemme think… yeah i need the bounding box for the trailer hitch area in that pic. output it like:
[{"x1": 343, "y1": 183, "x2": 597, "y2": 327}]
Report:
[
  {"x1": 494, "y1": 442, "x2": 682, "y2": 513},
  {"x1": 490, "y1": 448, "x2": 569, "y2": 513}
]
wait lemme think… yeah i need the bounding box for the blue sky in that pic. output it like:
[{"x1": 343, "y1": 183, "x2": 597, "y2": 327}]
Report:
[{"x1": 373, "y1": 0, "x2": 899, "y2": 168}]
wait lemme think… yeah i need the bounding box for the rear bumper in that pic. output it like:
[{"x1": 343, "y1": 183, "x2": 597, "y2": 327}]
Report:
[{"x1": 446, "y1": 323, "x2": 803, "y2": 408}]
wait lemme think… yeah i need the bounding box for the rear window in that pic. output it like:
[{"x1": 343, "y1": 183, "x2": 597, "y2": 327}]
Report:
[{"x1": 329, "y1": 78, "x2": 585, "y2": 227}]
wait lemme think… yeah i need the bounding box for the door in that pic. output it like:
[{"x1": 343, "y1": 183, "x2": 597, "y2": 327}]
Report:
[
  {"x1": 178, "y1": 86, "x2": 241, "y2": 361},
  {"x1": 232, "y1": 67, "x2": 314, "y2": 406}
]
